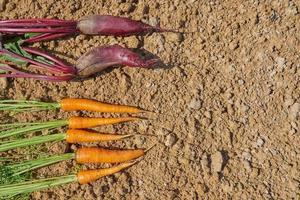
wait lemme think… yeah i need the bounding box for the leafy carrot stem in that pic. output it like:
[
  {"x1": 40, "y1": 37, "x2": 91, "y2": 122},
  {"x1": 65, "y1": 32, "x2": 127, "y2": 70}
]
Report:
[
  {"x1": 0, "y1": 153, "x2": 74, "y2": 184},
  {"x1": 0, "y1": 175, "x2": 77, "y2": 198},
  {"x1": 0, "y1": 99, "x2": 59, "y2": 112},
  {"x1": 0, "y1": 134, "x2": 66, "y2": 152},
  {"x1": 0, "y1": 120, "x2": 68, "y2": 139}
]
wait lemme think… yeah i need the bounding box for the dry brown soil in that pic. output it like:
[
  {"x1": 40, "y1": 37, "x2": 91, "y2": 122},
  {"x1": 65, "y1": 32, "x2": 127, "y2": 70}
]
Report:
[{"x1": 0, "y1": 0, "x2": 300, "y2": 199}]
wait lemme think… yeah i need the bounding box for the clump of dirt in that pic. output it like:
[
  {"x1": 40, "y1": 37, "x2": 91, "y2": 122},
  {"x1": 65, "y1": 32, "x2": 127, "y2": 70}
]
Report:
[{"x1": 0, "y1": 0, "x2": 299, "y2": 199}]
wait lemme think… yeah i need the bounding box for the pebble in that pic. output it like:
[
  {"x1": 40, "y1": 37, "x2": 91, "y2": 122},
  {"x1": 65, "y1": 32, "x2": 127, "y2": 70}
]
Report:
[
  {"x1": 289, "y1": 127, "x2": 297, "y2": 135},
  {"x1": 124, "y1": 36, "x2": 139, "y2": 48},
  {"x1": 238, "y1": 79, "x2": 245, "y2": 85},
  {"x1": 5, "y1": 2, "x2": 15, "y2": 11},
  {"x1": 195, "y1": 183, "x2": 208, "y2": 196},
  {"x1": 101, "y1": 185, "x2": 109, "y2": 193},
  {"x1": 201, "y1": 117, "x2": 212, "y2": 127},
  {"x1": 188, "y1": 98, "x2": 202, "y2": 110},
  {"x1": 284, "y1": 97, "x2": 294, "y2": 108},
  {"x1": 256, "y1": 137, "x2": 265, "y2": 147},
  {"x1": 289, "y1": 103, "x2": 300, "y2": 120},
  {"x1": 241, "y1": 103, "x2": 250, "y2": 113},
  {"x1": 0, "y1": 77, "x2": 8, "y2": 89},
  {"x1": 164, "y1": 133, "x2": 178, "y2": 147},
  {"x1": 227, "y1": 64, "x2": 236, "y2": 72},
  {"x1": 204, "y1": 111, "x2": 212, "y2": 119},
  {"x1": 229, "y1": 41, "x2": 239, "y2": 50},
  {"x1": 291, "y1": 121, "x2": 297, "y2": 129},
  {"x1": 148, "y1": 17, "x2": 159, "y2": 27},
  {"x1": 287, "y1": 3, "x2": 299, "y2": 16},
  {"x1": 200, "y1": 154, "x2": 210, "y2": 173},
  {"x1": 188, "y1": 0, "x2": 197, "y2": 4},
  {"x1": 243, "y1": 160, "x2": 252, "y2": 171},
  {"x1": 0, "y1": 0, "x2": 6, "y2": 11},
  {"x1": 250, "y1": 168, "x2": 260, "y2": 178},
  {"x1": 275, "y1": 57, "x2": 286, "y2": 70},
  {"x1": 167, "y1": 32, "x2": 184, "y2": 43},
  {"x1": 211, "y1": 151, "x2": 224, "y2": 173},
  {"x1": 221, "y1": 179, "x2": 233, "y2": 192},
  {"x1": 135, "y1": 136, "x2": 146, "y2": 146},
  {"x1": 242, "y1": 151, "x2": 252, "y2": 161}
]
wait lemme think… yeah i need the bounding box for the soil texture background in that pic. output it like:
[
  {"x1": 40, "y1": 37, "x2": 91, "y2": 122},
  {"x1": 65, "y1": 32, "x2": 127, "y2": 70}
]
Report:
[{"x1": 0, "y1": 0, "x2": 299, "y2": 199}]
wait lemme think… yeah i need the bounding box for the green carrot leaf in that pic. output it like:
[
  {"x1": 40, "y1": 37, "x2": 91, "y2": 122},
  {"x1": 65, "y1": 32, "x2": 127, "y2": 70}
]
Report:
[{"x1": 24, "y1": 33, "x2": 40, "y2": 39}]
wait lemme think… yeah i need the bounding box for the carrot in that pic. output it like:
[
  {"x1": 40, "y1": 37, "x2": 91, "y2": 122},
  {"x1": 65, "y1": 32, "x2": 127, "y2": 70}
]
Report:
[
  {"x1": 0, "y1": 148, "x2": 144, "y2": 182},
  {"x1": 65, "y1": 129, "x2": 131, "y2": 143},
  {"x1": 0, "y1": 162, "x2": 137, "y2": 197},
  {"x1": 0, "y1": 130, "x2": 133, "y2": 152},
  {"x1": 75, "y1": 147, "x2": 144, "y2": 164},
  {"x1": 0, "y1": 117, "x2": 139, "y2": 139},
  {"x1": 60, "y1": 98, "x2": 142, "y2": 113},
  {"x1": 8, "y1": 147, "x2": 143, "y2": 165},
  {"x1": 0, "y1": 98, "x2": 146, "y2": 113},
  {"x1": 68, "y1": 116, "x2": 139, "y2": 129},
  {"x1": 77, "y1": 162, "x2": 135, "y2": 184}
]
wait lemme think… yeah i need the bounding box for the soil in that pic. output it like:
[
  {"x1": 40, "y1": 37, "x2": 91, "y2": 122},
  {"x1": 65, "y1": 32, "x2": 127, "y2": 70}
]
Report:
[{"x1": 0, "y1": 0, "x2": 300, "y2": 199}]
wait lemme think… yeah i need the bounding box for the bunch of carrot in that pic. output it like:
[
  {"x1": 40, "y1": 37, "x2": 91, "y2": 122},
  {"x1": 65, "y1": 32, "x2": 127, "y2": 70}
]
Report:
[
  {"x1": 0, "y1": 15, "x2": 174, "y2": 81},
  {"x1": 0, "y1": 97, "x2": 152, "y2": 198}
]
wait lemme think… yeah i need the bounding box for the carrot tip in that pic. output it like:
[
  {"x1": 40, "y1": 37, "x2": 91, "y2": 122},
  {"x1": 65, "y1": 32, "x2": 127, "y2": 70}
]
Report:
[
  {"x1": 145, "y1": 144, "x2": 157, "y2": 154},
  {"x1": 141, "y1": 110, "x2": 157, "y2": 115},
  {"x1": 120, "y1": 134, "x2": 134, "y2": 139},
  {"x1": 123, "y1": 159, "x2": 141, "y2": 168}
]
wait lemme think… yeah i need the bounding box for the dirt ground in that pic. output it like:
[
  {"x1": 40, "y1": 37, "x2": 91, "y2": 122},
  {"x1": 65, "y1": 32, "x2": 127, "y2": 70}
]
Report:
[{"x1": 0, "y1": 0, "x2": 299, "y2": 199}]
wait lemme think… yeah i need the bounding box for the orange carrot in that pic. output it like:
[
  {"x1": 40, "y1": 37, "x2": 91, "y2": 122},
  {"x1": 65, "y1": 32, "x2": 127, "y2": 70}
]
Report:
[
  {"x1": 75, "y1": 147, "x2": 145, "y2": 164},
  {"x1": 60, "y1": 98, "x2": 143, "y2": 113},
  {"x1": 65, "y1": 129, "x2": 132, "y2": 143},
  {"x1": 77, "y1": 162, "x2": 135, "y2": 184},
  {"x1": 68, "y1": 116, "x2": 139, "y2": 129}
]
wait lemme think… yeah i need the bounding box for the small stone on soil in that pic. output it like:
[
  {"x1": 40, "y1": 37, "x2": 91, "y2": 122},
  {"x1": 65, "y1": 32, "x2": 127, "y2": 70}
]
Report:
[
  {"x1": 0, "y1": 78, "x2": 8, "y2": 89},
  {"x1": 200, "y1": 153, "x2": 210, "y2": 173},
  {"x1": 188, "y1": 98, "x2": 202, "y2": 110},
  {"x1": 275, "y1": 57, "x2": 286, "y2": 70},
  {"x1": 0, "y1": 0, "x2": 6, "y2": 11},
  {"x1": 256, "y1": 137, "x2": 265, "y2": 147},
  {"x1": 164, "y1": 133, "x2": 178, "y2": 147},
  {"x1": 167, "y1": 33, "x2": 184, "y2": 43},
  {"x1": 211, "y1": 151, "x2": 224, "y2": 173},
  {"x1": 289, "y1": 103, "x2": 300, "y2": 120},
  {"x1": 242, "y1": 151, "x2": 252, "y2": 161}
]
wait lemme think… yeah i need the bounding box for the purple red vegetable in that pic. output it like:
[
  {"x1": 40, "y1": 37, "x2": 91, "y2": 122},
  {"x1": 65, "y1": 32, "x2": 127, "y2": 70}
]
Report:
[
  {"x1": 77, "y1": 15, "x2": 172, "y2": 36},
  {"x1": 0, "y1": 15, "x2": 173, "y2": 42},
  {"x1": 0, "y1": 64, "x2": 74, "y2": 82},
  {"x1": 77, "y1": 45, "x2": 158, "y2": 77},
  {"x1": 0, "y1": 44, "x2": 158, "y2": 81},
  {"x1": 0, "y1": 15, "x2": 171, "y2": 81}
]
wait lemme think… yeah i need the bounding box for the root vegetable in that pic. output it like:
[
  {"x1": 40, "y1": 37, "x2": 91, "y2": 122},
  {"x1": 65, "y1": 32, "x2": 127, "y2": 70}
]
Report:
[
  {"x1": 76, "y1": 45, "x2": 158, "y2": 77},
  {"x1": 0, "y1": 117, "x2": 139, "y2": 139},
  {"x1": 0, "y1": 98, "x2": 145, "y2": 113},
  {"x1": 0, "y1": 130, "x2": 132, "y2": 152},
  {"x1": 0, "y1": 15, "x2": 172, "y2": 41},
  {"x1": 0, "y1": 44, "x2": 158, "y2": 81},
  {"x1": 0, "y1": 162, "x2": 136, "y2": 198}
]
